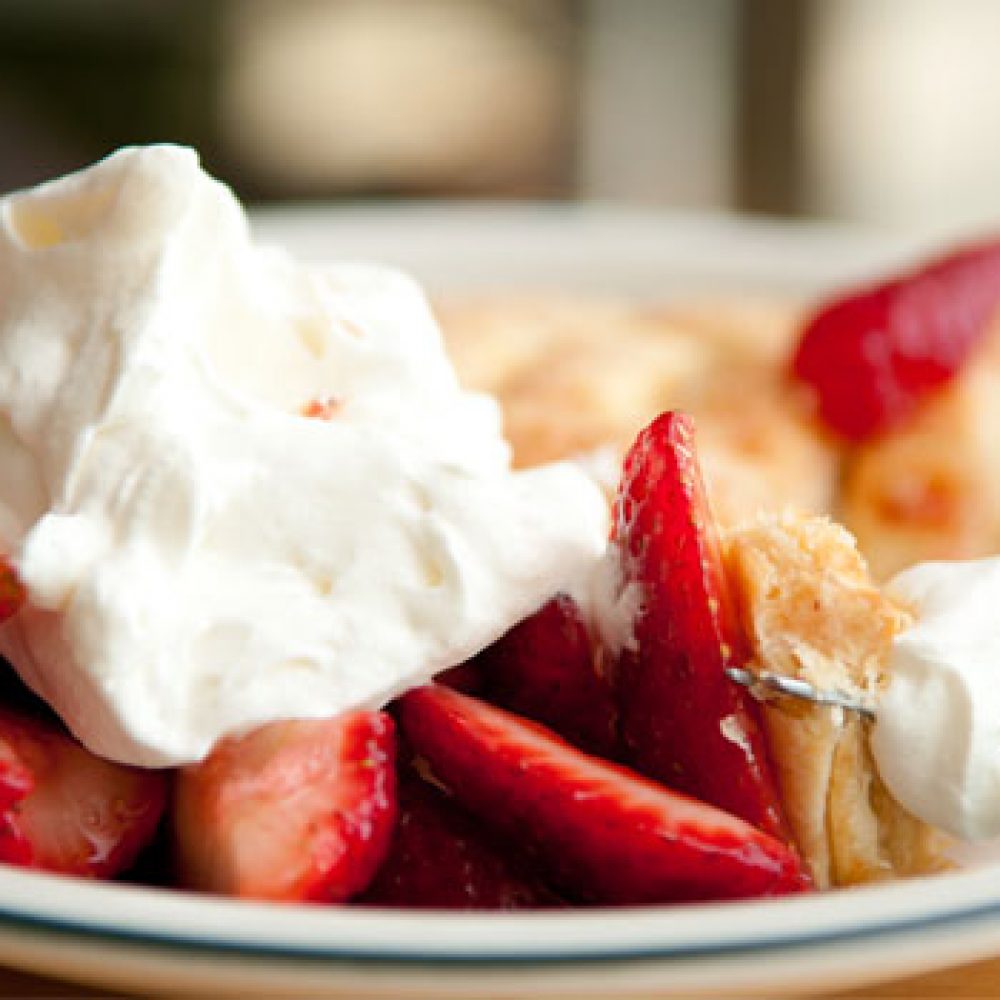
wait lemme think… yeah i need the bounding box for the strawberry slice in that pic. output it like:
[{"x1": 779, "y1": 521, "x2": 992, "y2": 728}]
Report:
[
  {"x1": 0, "y1": 707, "x2": 167, "y2": 877},
  {"x1": 435, "y1": 660, "x2": 485, "y2": 694},
  {"x1": 0, "y1": 732, "x2": 36, "y2": 867},
  {"x1": 0, "y1": 559, "x2": 25, "y2": 624},
  {"x1": 792, "y1": 240, "x2": 1000, "y2": 440},
  {"x1": 476, "y1": 594, "x2": 618, "y2": 757},
  {"x1": 611, "y1": 412, "x2": 790, "y2": 843},
  {"x1": 360, "y1": 765, "x2": 559, "y2": 909},
  {"x1": 173, "y1": 712, "x2": 396, "y2": 902},
  {"x1": 399, "y1": 685, "x2": 808, "y2": 904}
]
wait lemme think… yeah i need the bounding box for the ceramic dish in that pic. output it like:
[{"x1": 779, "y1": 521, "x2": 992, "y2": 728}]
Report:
[{"x1": 0, "y1": 206, "x2": 996, "y2": 999}]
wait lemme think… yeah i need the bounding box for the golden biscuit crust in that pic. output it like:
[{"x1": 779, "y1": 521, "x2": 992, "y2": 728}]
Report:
[
  {"x1": 725, "y1": 513, "x2": 950, "y2": 887},
  {"x1": 841, "y1": 357, "x2": 1000, "y2": 581},
  {"x1": 437, "y1": 295, "x2": 837, "y2": 523}
]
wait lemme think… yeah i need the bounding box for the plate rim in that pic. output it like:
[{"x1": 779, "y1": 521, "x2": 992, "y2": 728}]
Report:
[{"x1": 0, "y1": 865, "x2": 998, "y2": 966}]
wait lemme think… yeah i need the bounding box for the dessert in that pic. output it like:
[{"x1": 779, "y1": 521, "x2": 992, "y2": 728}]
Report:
[{"x1": 0, "y1": 145, "x2": 998, "y2": 905}]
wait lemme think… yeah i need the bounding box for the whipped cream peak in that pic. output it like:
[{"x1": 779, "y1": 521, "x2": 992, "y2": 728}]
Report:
[
  {"x1": 872, "y1": 557, "x2": 1000, "y2": 840},
  {"x1": 0, "y1": 145, "x2": 608, "y2": 766}
]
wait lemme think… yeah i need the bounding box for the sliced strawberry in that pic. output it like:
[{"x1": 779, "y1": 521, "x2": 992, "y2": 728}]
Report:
[
  {"x1": 792, "y1": 240, "x2": 1000, "y2": 440},
  {"x1": 611, "y1": 412, "x2": 791, "y2": 843},
  {"x1": 0, "y1": 560, "x2": 25, "y2": 624},
  {"x1": 435, "y1": 660, "x2": 485, "y2": 694},
  {"x1": 360, "y1": 765, "x2": 559, "y2": 909},
  {"x1": 476, "y1": 594, "x2": 617, "y2": 757},
  {"x1": 0, "y1": 733, "x2": 34, "y2": 867},
  {"x1": 173, "y1": 712, "x2": 396, "y2": 902},
  {"x1": 399, "y1": 685, "x2": 808, "y2": 904},
  {"x1": 0, "y1": 707, "x2": 167, "y2": 877}
]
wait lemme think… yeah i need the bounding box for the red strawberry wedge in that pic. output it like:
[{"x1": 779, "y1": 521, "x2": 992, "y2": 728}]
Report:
[
  {"x1": 435, "y1": 660, "x2": 485, "y2": 695},
  {"x1": 476, "y1": 594, "x2": 618, "y2": 757},
  {"x1": 612, "y1": 412, "x2": 791, "y2": 844},
  {"x1": 0, "y1": 560, "x2": 25, "y2": 624},
  {"x1": 360, "y1": 766, "x2": 559, "y2": 909},
  {"x1": 173, "y1": 712, "x2": 396, "y2": 903},
  {"x1": 792, "y1": 240, "x2": 1000, "y2": 440},
  {"x1": 0, "y1": 708, "x2": 167, "y2": 877},
  {"x1": 399, "y1": 685, "x2": 808, "y2": 905}
]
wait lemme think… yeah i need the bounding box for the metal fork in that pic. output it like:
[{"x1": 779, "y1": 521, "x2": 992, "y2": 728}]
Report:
[{"x1": 725, "y1": 666, "x2": 877, "y2": 721}]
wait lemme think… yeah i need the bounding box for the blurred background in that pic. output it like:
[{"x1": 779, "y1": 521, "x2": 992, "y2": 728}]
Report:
[{"x1": 3, "y1": 0, "x2": 1000, "y2": 232}]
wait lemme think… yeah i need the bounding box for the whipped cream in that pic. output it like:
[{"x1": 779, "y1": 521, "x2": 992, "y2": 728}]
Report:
[
  {"x1": 872, "y1": 557, "x2": 1000, "y2": 840},
  {"x1": 0, "y1": 145, "x2": 608, "y2": 767}
]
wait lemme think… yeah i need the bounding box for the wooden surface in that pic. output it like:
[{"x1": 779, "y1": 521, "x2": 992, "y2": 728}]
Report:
[
  {"x1": 0, "y1": 966, "x2": 122, "y2": 996},
  {"x1": 0, "y1": 956, "x2": 997, "y2": 998},
  {"x1": 833, "y1": 956, "x2": 1000, "y2": 998}
]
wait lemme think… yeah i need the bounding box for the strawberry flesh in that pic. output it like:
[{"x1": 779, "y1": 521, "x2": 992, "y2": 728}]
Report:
[
  {"x1": 399, "y1": 685, "x2": 808, "y2": 905},
  {"x1": 173, "y1": 712, "x2": 396, "y2": 903},
  {"x1": 360, "y1": 764, "x2": 559, "y2": 909},
  {"x1": 0, "y1": 708, "x2": 167, "y2": 877},
  {"x1": 435, "y1": 660, "x2": 485, "y2": 694},
  {"x1": 792, "y1": 240, "x2": 1000, "y2": 440},
  {"x1": 0, "y1": 560, "x2": 24, "y2": 624},
  {"x1": 476, "y1": 594, "x2": 618, "y2": 757},
  {"x1": 612, "y1": 412, "x2": 791, "y2": 843}
]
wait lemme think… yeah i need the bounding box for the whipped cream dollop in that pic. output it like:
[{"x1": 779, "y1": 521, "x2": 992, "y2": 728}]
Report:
[
  {"x1": 872, "y1": 557, "x2": 1000, "y2": 840},
  {"x1": 0, "y1": 145, "x2": 608, "y2": 767}
]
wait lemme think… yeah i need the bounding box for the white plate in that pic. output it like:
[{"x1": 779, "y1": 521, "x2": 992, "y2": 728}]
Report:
[{"x1": 1, "y1": 205, "x2": 995, "y2": 999}]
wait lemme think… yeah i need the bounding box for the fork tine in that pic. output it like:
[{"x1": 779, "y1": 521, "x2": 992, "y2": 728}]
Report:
[{"x1": 725, "y1": 667, "x2": 877, "y2": 721}]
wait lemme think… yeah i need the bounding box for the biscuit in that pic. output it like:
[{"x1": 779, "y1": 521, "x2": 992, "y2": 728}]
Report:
[
  {"x1": 438, "y1": 295, "x2": 837, "y2": 523},
  {"x1": 725, "y1": 513, "x2": 949, "y2": 887}
]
